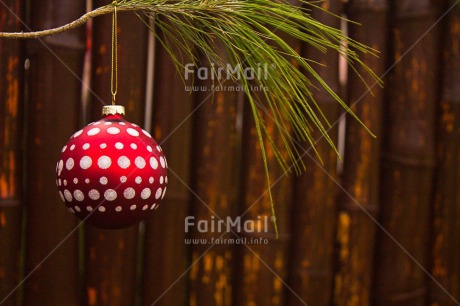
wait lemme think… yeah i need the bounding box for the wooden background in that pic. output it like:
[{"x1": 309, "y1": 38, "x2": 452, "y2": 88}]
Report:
[{"x1": 1, "y1": 0, "x2": 460, "y2": 305}]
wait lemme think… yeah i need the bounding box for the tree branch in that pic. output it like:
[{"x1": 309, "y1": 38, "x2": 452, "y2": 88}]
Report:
[{"x1": 0, "y1": 5, "x2": 141, "y2": 39}]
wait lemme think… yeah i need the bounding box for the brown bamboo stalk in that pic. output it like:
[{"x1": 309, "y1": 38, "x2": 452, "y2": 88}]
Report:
[
  {"x1": 233, "y1": 22, "x2": 302, "y2": 302},
  {"x1": 285, "y1": 1, "x2": 342, "y2": 305},
  {"x1": 0, "y1": 1, "x2": 24, "y2": 305},
  {"x1": 85, "y1": 2, "x2": 148, "y2": 305},
  {"x1": 333, "y1": 1, "x2": 388, "y2": 305},
  {"x1": 23, "y1": 1, "x2": 85, "y2": 305},
  {"x1": 430, "y1": 1, "x2": 460, "y2": 305},
  {"x1": 373, "y1": 1, "x2": 441, "y2": 305},
  {"x1": 232, "y1": 95, "x2": 292, "y2": 306},
  {"x1": 141, "y1": 22, "x2": 194, "y2": 306},
  {"x1": 187, "y1": 43, "x2": 239, "y2": 306}
]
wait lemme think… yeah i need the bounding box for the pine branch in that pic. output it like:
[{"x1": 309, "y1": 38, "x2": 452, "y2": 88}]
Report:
[{"x1": 0, "y1": 5, "x2": 116, "y2": 38}]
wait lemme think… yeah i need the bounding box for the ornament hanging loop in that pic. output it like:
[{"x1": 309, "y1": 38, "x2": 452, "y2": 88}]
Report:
[{"x1": 111, "y1": 3, "x2": 118, "y2": 105}]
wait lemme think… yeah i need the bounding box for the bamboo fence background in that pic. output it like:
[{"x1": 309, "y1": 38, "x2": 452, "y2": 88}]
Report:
[{"x1": 1, "y1": 0, "x2": 460, "y2": 305}]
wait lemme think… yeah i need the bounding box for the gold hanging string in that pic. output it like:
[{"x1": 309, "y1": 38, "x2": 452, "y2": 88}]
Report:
[{"x1": 111, "y1": 3, "x2": 118, "y2": 105}]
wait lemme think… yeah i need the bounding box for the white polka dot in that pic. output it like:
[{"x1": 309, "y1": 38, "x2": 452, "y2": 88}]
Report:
[
  {"x1": 118, "y1": 156, "x2": 130, "y2": 169},
  {"x1": 100, "y1": 177, "x2": 108, "y2": 185},
  {"x1": 119, "y1": 122, "x2": 126, "y2": 125},
  {"x1": 85, "y1": 178, "x2": 90, "y2": 184},
  {"x1": 131, "y1": 123, "x2": 139, "y2": 127},
  {"x1": 120, "y1": 176, "x2": 127, "y2": 183},
  {"x1": 87, "y1": 128, "x2": 100, "y2": 136},
  {"x1": 115, "y1": 142, "x2": 124, "y2": 150},
  {"x1": 88, "y1": 189, "x2": 100, "y2": 200},
  {"x1": 155, "y1": 188, "x2": 162, "y2": 199},
  {"x1": 115, "y1": 206, "x2": 122, "y2": 212},
  {"x1": 63, "y1": 180, "x2": 68, "y2": 186},
  {"x1": 130, "y1": 205, "x2": 137, "y2": 210},
  {"x1": 150, "y1": 203, "x2": 157, "y2": 210},
  {"x1": 127, "y1": 128, "x2": 139, "y2": 137},
  {"x1": 124, "y1": 187, "x2": 136, "y2": 199},
  {"x1": 58, "y1": 179, "x2": 62, "y2": 186},
  {"x1": 149, "y1": 177, "x2": 154, "y2": 184},
  {"x1": 74, "y1": 190, "x2": 84, "y2": 201},
  {"x1": 80, "y1": 156, "x2": 92, "y2": 169},
  {"x1": 61, "y1": 145, "x2": 67, "y2": 153},
  {"x1": 160, "y1": 176, "x2": 164, "y2": 184},
  {"x1": 147, "y1": 146, "x2": 153, "y2": 152},
  {"x1": 73, "y1": 178, "x2": 78, "y2": 184},
  {"x1": 73, "y1": 129, "x2": 83, "y2": 138},
  {"x1": 156, "y1": 145, "x2": 162, "y2": 152},
  {"x1": 83, "y1": 143, "x2": 90, "y2": 150},
  {"x1": 93, "y1": 121, "x2": 101, "y2": 125},
  {"x1": 165, "y1": 176, "x2": 168, "y2": 183},
  {"x1": 98, "y1": 206, "x2": 106, "y2": 212},
  {"x1": 69, "y1": 207, "x2": 75, "y2": 214},
  {"x1": 107, "y1": 127, "x2": 120, "y2": 134},
  {"x1": 142, "y1": 205, "x2": 148, "y2": 210},
  {"x1": 86, "y1": 206, "x2": 93, "y2": 212},
  {"x1": 59, "y1": 191, "x2": 65, "y2": 202},
  {"x1": 57, "y1": 160, "x2": 64, "y2": 175},
  {"x1": 154, "y1": 204, "x2": 159, "y2": 210},
  {"x1": 75, "y1": 206, "x2": 81, "y2": 212},
  {"x1": 64, "y1": 190, "x2": 72, "y2": 202},
  {"x1": 104, "y1": 189, "x2": 117, "y2": 201},
  {"x1": 70, "y1": 144, "x2": 75, "y2": 151},
  {"x1": 130, "y1": 143, "x2": 137, "y2": 150},
  {"x1": 141, "y1": 188, "x2": 151, "y2": 199},
  {"x1": 104, "y1": 122, "x2": 112, "y2": 125},
  {"x1": 135, "y1": 157, "x2": 146, "y2": 169},
  {"x1": 142, "y1": 130, "x2": 152, "y2": 138},
  {"x1": 160, "y1": 156, "x2": 166, "y2": 168},
  {"x1": 66, "y1": 158, "x2": 75, "y2": 170},
  {"x1": 98, "y1": 156, "x2": 112, "y2": 169},
  {"x1": 100, "y1": 143, "x2": 107, "y2": 149},
  {"x1": 161, "y1": 187, "x2": 167, "y2": 199},
  {"x1": 135, "y1": 176, "x2": 142, "y2": 184},
  {"x1": 150, "y1": 157, "x2": 158, "y2": 169}
]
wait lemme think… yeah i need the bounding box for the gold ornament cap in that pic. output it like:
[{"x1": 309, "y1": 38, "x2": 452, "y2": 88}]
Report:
[{"x1": 102, "y1": 105, "x2": 125, "y2": 116}]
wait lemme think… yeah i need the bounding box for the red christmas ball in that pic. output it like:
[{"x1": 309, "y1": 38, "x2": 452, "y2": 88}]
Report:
[{"x1": 56, "y1": 105, "x2": 168, "y2": 229}]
